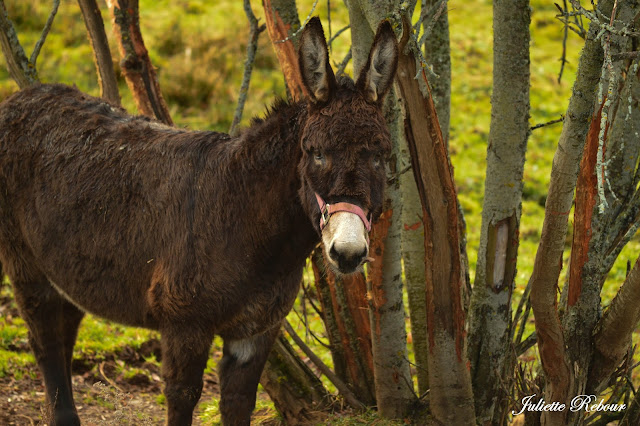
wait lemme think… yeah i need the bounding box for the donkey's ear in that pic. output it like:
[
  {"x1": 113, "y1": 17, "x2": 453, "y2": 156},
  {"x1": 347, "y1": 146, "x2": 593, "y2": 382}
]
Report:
[
  {"x1": 298, "y1": 17, "x2": 336, "y2": 103},
  {"x1": 356, "y1": 21, "x2": 398, "y2": 104}
]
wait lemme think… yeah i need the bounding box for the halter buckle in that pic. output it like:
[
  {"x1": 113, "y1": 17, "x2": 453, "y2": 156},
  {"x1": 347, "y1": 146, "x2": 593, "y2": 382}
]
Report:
[{"x1": 321, "y1": 204, "x2": 331, "y2": 228}]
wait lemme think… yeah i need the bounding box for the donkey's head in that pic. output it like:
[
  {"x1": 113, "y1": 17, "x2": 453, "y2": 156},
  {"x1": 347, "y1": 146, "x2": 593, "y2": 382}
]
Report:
[{"x1": 297, "y1": 17, "x2": 398, "y2": 274}]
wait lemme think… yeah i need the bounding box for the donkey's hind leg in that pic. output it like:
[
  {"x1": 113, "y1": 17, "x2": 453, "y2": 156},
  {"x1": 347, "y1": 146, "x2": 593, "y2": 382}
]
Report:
[
  {"x1": 11, "y1": 274, "x2": 84, "y2": 426},
  {"x1": 219, "y1": 326, "x2": 280, "y2": 426}
]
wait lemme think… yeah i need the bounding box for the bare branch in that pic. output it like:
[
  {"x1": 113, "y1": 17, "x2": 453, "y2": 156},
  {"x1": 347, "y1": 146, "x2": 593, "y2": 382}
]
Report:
[
  {"x1": 283, "y1": 320, "x2": 366, "y2": 411},
  {"x1": 335, "y1": 47, "x2": 351, "y2": 76},
  {"x1": 78, "y1": 0, "x2": 120, "y2": 105},
  {"x1": 530, "y1": 115, "x2": 565, "y2": 131},
  {"x1": 558, "y1": 0, "x2": 570, "y2": 82},
  {"x1": 30, "y1": 0, "x2": 59, "y2": 69},
  {"x1": 0, "y1": 0, "x2": 38, "y2": 87},
  {"x1": 230, "y1": 0, "x2": 266, "y2": 136},
  {"x1": 326, "y1": 0, "x2": 331, "y2": 51},
  {"x1": 419, "y1": 0, "x2": 447, "y2": 48},
  {"x1": 327, "y1": 24, "x2": 349, "y2": 48}
]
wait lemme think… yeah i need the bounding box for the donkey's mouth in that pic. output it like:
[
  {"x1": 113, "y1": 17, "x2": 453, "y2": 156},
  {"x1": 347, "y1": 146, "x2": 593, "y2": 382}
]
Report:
[
  {"x1": 323, "y1": 253, "x2": 367, "y2": 276},
  {"x1": 321, "y1": 211, "x2": 370, "y2": 275},
  {"x1": 327, "y1": 244, "x2": 368, "y2": 274}
]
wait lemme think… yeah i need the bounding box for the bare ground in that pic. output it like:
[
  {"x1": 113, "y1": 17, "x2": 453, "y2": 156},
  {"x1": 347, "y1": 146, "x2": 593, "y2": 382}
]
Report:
[{"x1": 0, "y1": 341, "x2": 276, "y2": 425}]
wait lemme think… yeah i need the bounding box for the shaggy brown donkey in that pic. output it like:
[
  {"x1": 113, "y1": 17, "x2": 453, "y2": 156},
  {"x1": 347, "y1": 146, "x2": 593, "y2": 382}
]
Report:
[{"x1": 0, "y1": 18, "x2": 397, "y2": 425}]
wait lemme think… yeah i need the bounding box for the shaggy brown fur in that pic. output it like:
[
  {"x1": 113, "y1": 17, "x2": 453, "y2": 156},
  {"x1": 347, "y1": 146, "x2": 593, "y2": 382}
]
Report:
[{"x1": 0, "y1": 18, "x2": 397, "y2": 425}]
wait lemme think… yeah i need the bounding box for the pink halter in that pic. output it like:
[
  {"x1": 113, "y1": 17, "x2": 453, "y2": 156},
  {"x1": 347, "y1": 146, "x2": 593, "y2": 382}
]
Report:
[{"x1": 315, "y1": 193, "x2": 372, "y2": 232}]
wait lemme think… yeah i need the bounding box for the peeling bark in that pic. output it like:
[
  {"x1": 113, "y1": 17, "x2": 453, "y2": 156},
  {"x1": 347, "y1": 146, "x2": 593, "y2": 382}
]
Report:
[
  {"x1": 559, "y1": 100, "x2": 607, "y2": 425},
  {"x1": 529, "y1": 1, "x2": 613, "y2": 423},
  {"x1": 395, "y1": 15, "x2": 475, "y2": 425},
  {"x1": 106, "y1": 0, "x2": 172, "y2": 125},
  {"x1": 312, "y1": 251, "x2": 376, "y2": 405},
  {"x1": 262, "y1": 0, "x2": 309, "y2": 101}
]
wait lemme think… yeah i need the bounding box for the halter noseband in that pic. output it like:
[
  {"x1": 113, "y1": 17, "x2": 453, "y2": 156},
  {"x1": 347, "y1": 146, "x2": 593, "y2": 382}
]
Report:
[{"x1": 315, "y1": 193, "x2": 372, "y2": 232}]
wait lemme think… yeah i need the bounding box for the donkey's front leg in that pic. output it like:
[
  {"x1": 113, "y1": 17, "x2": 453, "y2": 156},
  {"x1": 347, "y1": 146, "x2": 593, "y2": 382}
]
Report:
[
  {"x1": 219, "y1": 326, "x2": 280, "y2": 426},
  {"x1": 161, "y1": 326, "x2": 214, "y2": 425}
]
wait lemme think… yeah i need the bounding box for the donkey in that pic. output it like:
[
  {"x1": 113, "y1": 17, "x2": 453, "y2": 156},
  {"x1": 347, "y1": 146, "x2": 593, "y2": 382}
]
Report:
[{"x1": 0, "y1": 17, "x2": 398, "y2": 425}]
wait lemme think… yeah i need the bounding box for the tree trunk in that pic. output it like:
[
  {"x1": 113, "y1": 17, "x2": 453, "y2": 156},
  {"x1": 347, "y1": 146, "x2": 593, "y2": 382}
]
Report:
[
  {"x1": 529, "y1": 0, "x2": 613, "y2": 423},
  {"x1": 579, "y1": 0, "x2": 640, "y2": 396},
  {"x1": 588, "y1": 254, "x2": 640, "y2": 394},
  {"x1": 399, "y1": 150, "x2": 429, "y2": 396},
  {"x1": 421, "y1": 0, "x2": 451, "y2": 143},
  {"x1": 262, "y1": 0, "x2": 309, "y2": 101},
  {"x1": 106, "y1": 0, "x2": 173, "y2": 125},
  {"x1": 260, "y1": 2, "x2": 374, "y2": 415},
  {"x1": 563, "y1": 2, "x2": 640, "y2": 420},
  {"x1": 78, "y1": 0, "x2": 120, "y2": 105},
  {"x1": 467, "y1": 1, "x2": 530, "y2": 423},
  {"x1": 395, "y1": 14, "x2": 476, "y2": 425},
  {"x1": 347, "y1": 1, "x2": 414, "y2": 418},
  {"x1": 312, "y1": 250, "x2": 376, "y2": 405}
]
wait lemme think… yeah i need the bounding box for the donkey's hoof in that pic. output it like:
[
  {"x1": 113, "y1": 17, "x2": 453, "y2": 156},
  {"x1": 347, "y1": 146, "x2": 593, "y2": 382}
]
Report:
[{"x1": 54, "y1": 410, "x2": 81, "y2": 426}]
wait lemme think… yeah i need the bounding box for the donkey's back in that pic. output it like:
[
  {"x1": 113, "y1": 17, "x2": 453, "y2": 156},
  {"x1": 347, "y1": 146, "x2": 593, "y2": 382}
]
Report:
[{"x1": 0, "y1": 84, "x2": 233, "y2": 326}]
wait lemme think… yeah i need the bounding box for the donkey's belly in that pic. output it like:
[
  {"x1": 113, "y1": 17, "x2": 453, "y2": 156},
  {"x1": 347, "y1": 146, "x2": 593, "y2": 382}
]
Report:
[
  {"x1": 216, "y1": 269, "x2": 303, "y2": 340},
  {"x1": 43, "y1": 267, "x2": 157, "y2": 329}
]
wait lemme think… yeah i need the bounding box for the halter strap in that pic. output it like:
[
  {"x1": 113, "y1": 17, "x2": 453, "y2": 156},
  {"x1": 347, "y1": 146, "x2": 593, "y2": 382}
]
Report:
[{"x1": 315, "y1": 193, "x2": 372, "y2": 232}]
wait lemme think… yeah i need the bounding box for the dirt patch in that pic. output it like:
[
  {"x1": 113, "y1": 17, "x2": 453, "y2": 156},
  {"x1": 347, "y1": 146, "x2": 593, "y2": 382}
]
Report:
[
  {"x1": 0, "y1": 366, "x2": 222, "y2": 425},
  {"x1": 0, "y1": 341, "x2": 276, "y2": 425}
]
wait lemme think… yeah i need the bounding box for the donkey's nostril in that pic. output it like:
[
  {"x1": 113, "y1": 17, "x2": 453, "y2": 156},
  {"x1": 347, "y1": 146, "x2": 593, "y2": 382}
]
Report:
[
  {"x1": 329, "y1": 241, "x2": 368, "y2": 273},
  {"x1": 329, "y1": 244, "x2": 340, "y2": 263}
]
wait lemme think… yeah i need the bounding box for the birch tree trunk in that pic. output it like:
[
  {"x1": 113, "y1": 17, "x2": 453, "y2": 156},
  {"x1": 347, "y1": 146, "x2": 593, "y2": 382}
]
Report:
[
  {"x1": 575, "y1": 0, "x2": 640, "y2": 399},
  {"x1": 467, "y1": 1, "x2": 530, "y2": 423},
  {"x1": 346, "y1": 1, "x2": 413, "y2": 417}
]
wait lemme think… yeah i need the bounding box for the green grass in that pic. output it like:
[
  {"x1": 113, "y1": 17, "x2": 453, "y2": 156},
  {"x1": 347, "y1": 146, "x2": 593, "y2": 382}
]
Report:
[{"x1": 2, "y1": 0, "x2": 640, "y2": 423}]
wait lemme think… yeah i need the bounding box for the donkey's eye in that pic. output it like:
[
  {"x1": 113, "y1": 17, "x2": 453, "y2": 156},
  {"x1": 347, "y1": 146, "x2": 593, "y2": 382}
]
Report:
[
  {"x1": 313, "y1": 151, "x2": 325, "y2": 164},
  {"x1": 373, "y1": 154, "x2": 382, "y2": 167}
]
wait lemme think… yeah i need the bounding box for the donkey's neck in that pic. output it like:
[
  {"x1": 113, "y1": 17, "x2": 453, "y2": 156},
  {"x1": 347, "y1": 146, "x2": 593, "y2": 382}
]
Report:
[{"x1": 200, "y1": 100, "x2": 318, "y2": 275}]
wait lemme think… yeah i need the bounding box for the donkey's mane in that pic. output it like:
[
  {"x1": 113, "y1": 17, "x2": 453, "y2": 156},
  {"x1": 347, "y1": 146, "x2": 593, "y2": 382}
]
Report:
[{"x1": 249, "y1": 75, "x2": 357, "y2": 127}]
